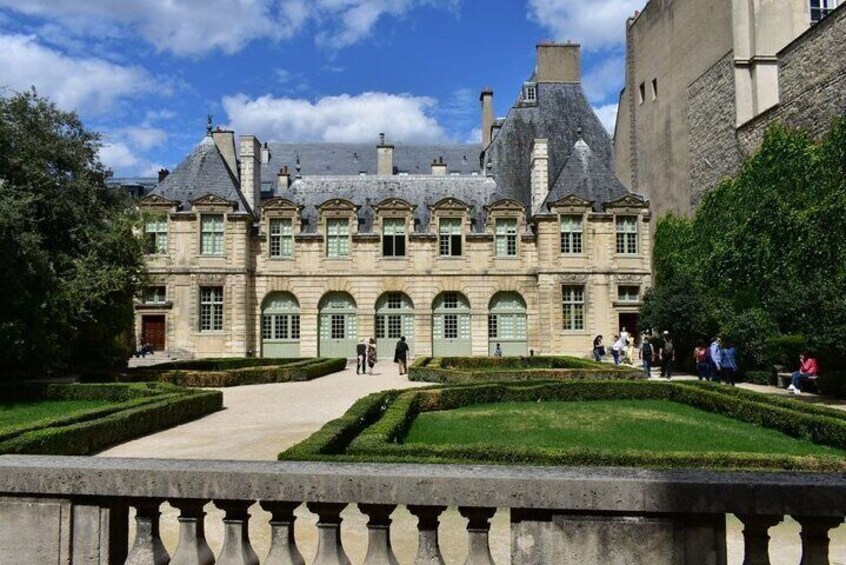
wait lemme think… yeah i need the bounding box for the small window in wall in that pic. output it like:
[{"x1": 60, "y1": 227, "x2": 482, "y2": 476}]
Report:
[
  {"x1": 638, "y1": 82, "x2": 645, "y2": 104},
  {"x1": 443, "y1": 292, "x2": 459, "y2": 309},
  {"x1": 439, "y1": 218, "x2": 462, "y2": 257},
  {"x1": 143, "y1": 286, "x2": 167, "y2": 304},
  {"x1": 618, "y1": 285, "x2": 641, "y2": 303},
  {"x1": 560, "y1": 215, "x2": 583, "y2": 254},
  {"x1": 199, "y1": 287, "x2": 224, "y2": 332},
  {"x1": 144, "y1": 215, "x2": 168, "y2": 255},
  {"x1": 326, "y1": 218, "x2": 350, "y2": 257},
  {"x1": 615, "y1": 216, "x2": 638, "y2": 254},
  {"x1": 495, "y1": 218, "x2": 518, "y2": 257},
  {"x1": 524, "y1": 83, "x2": 537, "y2": 102},
  {"x1": 562, "y1": 285, "x2": 585, "y2": 331},
  {"x1": 269, "y1": 218, "x2": 293, "y2": 258},
  {"x1": 651, "y1": 78, "x2": 658, "y2": 100},
  {"x1": 200, "y1": 214, "x2": 224, "y2": 255},
  {"x1": 811, "y1": 0, "x2": 838, "y2": 22},
  {"x1": 382, "y1": 218, "x2": 406, "y2": 257}
]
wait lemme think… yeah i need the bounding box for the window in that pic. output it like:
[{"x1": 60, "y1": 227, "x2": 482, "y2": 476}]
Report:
[
  {"x1": 439, "y1": 218, "x2": 462, "y2": 256},
  {"x1": 199, "y1": 287, "x2": 223, "y2": 332},
  {"x1": 495, "y1": 218, "x2": 518, "y2": 257},
  {"x1": 638, "y1": 82, "x2": 645, "y2": 104},
  {"x1": 326, "y1": 218, "x2": 350, "y2": 257},
  {"x1": 387, "y1": 293, "x2": 403, "y2": 309},
  {"x1": 144, "y1": 215, "x2": 168, "y2": 254},
  {"x1": 262, "y1": 313, "x2": 300, "y2": 340},
  {"x1": 616, "y1": 217, "x2": 638, "y2": 254},
  {"x1": 560, "y1": 215, "x2": 584, "y2": 254},
  {"x1": 444, "y1": 292, "x2": 458, "y2": 309},
  {"x1": 269, "y1": 218, "x2": 293, "y2": 258},
  {"x1": 562, "y1": 286, "x2": 585, "y2": 331},
  {"x1": 618, "y1": 285, "x2": 641, "y2": 302},
  {"x1": 200, "y1": 214, "x2": 224, "y2": 255},
  {"x1": 330, "y1": 314, "x2": 346, "y2": 339},
  {"x1": 382, "y1": 218, "x2": 406, "y2": 257},
  {"x1": 444, "y1": 314, "x2": 459, "y2": 339},
  {"x1": 524, "y1": 83, "x2": 537, "y2": 102},
  {"x1": 651, "y1": 78, "x2": 658, "y2": 100},
  {"x1": 811, "y1": 0, "x2": 837, "y2": 21},
  {"x1": 142, "y1": 286, "x2": 166, "y2": 304},
  {"x1": 487, "y1": 314, "x2": 498, "y2": 339}
]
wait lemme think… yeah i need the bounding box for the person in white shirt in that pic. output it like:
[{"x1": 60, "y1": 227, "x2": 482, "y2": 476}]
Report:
[{"x1": 709, "y1": 337, "x2": 722, "y2": 382}]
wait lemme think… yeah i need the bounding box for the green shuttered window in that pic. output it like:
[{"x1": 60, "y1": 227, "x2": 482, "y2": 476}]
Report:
[
  {"x1": 200, "y1": 214, "x2": 224, "y2": 255},
  {"x1": 145, "y1": 215, "x2": 168, "y2": 255},
  {"x1": 495, "y1": 218, "x2": 518, "y2": 257},
  {"x1": 326, "y1": 218, "x2": 350, "y2": 257},
  {"x1": 269, "y1": 218, "x2": 293, "y2": 258}
]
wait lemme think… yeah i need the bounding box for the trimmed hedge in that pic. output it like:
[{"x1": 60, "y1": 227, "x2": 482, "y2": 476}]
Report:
[
  {"x1": 282, "y1": 380, "x2": 846, "y2": 471},
  {"x1": 409, "y1": 356, "x2": 643, "y2": 384},
  {"x1": 0, "y1": 383, "x2": 222, "y2": 455},
  {"x1": 744, "y1": 370, "x2": 775, "y2": 386},
  {"x1": 115, "y1": 358, "x2": 347, "y2": 387},
  {"x1": 129, "y1": 357, "x2": 305, "y2": 372}
]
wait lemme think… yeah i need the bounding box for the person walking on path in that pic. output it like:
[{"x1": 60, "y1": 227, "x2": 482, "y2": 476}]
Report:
[
  {"x1": 659, "y1": 331, "x2": 675, "y2": 379},
  {"x1": 720, "y1": 339, "x2": 738, "y2": 386},
  {"x1": 355, "y1": 339, "x2": 367, "y2": 375},
  {"x1": 625, "y1": 336, "x2": 636, "y2": 365},
  {"x1": 611, "y1": 335, "x2": 624, "y2": 365},
  {"x1": 709, "y1": 337, "x2": 722, "y2": 382},
  {"x1": 620, "y1": 327, "x2": 630, "y2": 351},
  {"x1": 394, "y1": 336, "x2": 410, "y2": 375},
  {"x1": 592, "y1": 335, "x2": 605, "y2": 363},
  {"x1": 640, "y1": 337, "x2": 654, "y2": 377},
  {"x1": 788, "y1": 351, "x2": 818, "y2": 394},
  {"x1": 366, "y1": 338, "x2": 377, "y2": 375},
  {"x1": 694, "y1": 341, "x2": 710, "y2": 380}
]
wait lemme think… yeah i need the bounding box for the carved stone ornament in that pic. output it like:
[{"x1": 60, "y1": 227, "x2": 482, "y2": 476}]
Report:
[
  {"x1": 373, "y1": 198, "x2": 415, "y2": 212},
  {"x1": 317, "y1": 198, "x2": 358, "y2": 211},
  {"x1": 560, "y1": 273, "x2": 589, "y2": 283},
  {"x1": 262, "y1": 198, "x2": 302, "y2": 212},
  {"x1": 432, "y1": 197, "x2": 470, "y2": 211},
  {"x1": 603, "y1": 194, "x2": 649, "y2": 210},
  {"x1": 190, "y1": 194, "x2": 234, "y2": 207},
  {"x1": 547, "y1": 194, "x2": 593, "y2": 211},
  {"x1": 139, "y1": 194, "x2": 178, "y2": 207},
  {"x1": 615, "y1": 274, "x2": 644, "y2": 282},
  {"x1": 486, "y1": 198, "x2": 525, "y2": 213},
  {"x1": 195, "y1": 274, "x2": 226, "y2": 284}
]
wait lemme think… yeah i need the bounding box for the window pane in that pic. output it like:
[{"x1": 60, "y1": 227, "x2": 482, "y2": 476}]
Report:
[
  {"x1": 387, "y1": 315, "x2": 402, "y2": 339},
  {"x1": 488, "y1": 314, "x2": 498, "y2": 339},
  {"x1": 201, "y1": 215, "x2": 224, "y2": 255},
  {"x1": 331, "y1": 314, "x2": 346, "y2": 339},
  {"x1": 562, "y1": 285, "x2": 585, "y2": 330},
  {"x1": 291, "y1": 315, "x2": 300, "y2": 339},
  {"x1": 444, "y1": 314, "x2": 458, "y2": 339},
  {"x1": 327, "y1": 218, "x2": 350, "y2": 257}
]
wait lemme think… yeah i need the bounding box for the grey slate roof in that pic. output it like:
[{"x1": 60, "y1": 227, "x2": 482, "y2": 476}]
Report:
[
  {"x1": 282, "y1": 175, "x2": 505, "y2": 234},
  {"x1": 152, "y1": 136, "x2": 250, "y2": 212},
  {"x1": 261, "y1": 143, "x2": 481, "y2": 191},
  {"x1": 485, "y1": 82, "x2": 616, "y2": 208},
  {"x1": 544, "y1": 137, "x2": 632, "y2": 211}
]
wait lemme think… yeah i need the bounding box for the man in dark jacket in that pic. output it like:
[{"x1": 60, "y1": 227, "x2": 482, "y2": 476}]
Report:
[
  {"x1": 356, "y1": 339, "x2": 367, "y2": 375},
  {"x1": 394, "y1": 336, "x2": 410, "y2": 375}
]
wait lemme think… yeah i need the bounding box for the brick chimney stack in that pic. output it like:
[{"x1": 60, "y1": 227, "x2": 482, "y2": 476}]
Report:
[
  {"x1": 431, "y1": 156, "x2": 447, "y2": 176},
  {"x1": 480, "y1": 89, "x2": 494, "y2": 147},
  {"x1": 277, "y1": 166, "x2": 291, "y2": 190},
  {"x1": 377, "y1": 133, "x2": 394, "y2": 176},
  {"x1": 239, "y1": 135, "x2": 261, "y2": 214},
  {"x1": 536, "y1": 42, "x2": 581, "y2": 83},
  {"x1": 157, "y1": 168, "x2": 169, "y2": 183}
]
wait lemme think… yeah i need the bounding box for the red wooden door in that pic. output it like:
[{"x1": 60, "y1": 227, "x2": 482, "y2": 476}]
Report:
[{"x1": 142, "y1": 316, "x2": 166, "y2": 351}]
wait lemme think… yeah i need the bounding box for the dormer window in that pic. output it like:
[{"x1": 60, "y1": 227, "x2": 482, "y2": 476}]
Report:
[{"x1": 524, "y1": 83, "x2": 537, "y2": 103}]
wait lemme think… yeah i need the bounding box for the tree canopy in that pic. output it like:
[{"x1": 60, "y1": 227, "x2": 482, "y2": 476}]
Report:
[{"x1": 0, "y1": 90, "x2": 146, "y2": 378}]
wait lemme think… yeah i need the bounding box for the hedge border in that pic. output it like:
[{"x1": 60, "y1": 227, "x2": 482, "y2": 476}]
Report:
[
  {"x1": 409, "y1": 356, "x2": 644, "y2": 384},
  {"x1": 0, "y1": 383, "x2": 222, "y2": 455}
]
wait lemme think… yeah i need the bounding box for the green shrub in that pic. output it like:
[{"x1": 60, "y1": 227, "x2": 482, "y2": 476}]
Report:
[
  {"x1": 126, "y1": 357, "x2": 304, "y2": 373},
  {"x1": 744, "y1": 370, "x2": 775, "y2": 386},
  {"x1": 765, "y1": 335, "x2": 807, "y2": 369},
  {"x1": 818, "y1": 371, "x2": 846, "y2": 399},
  {"x1": 408, "y1": 356, "x2": 643, "y2": 384}
]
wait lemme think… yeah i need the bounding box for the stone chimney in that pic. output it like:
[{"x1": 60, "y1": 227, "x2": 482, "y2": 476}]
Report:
[
  {"x1": 431, "y1": 156, "x2": 447, "y2": 176},
  {"x1": 530, "y1": 138, "x2": 549, "y2": 214},
  {"x1": 239, "y1": 135, "x2": 261, "y2": 214},
  {"x1": 277, "y1": 166, "x2": 291, "y2": 190},
  {"x1": 212, "y1": 128, "x2": 238, "y2": 177},
  {"x1": 377, "y1": 133, "x2": 394, "y2": 176},
  {"x1": 536, "y1": 42, "x2": 581, "y2": 83},
  {"x1": 480, "y1": 88, "x2": 494, "y2": 147},
  {"x1": 157, "y1": 168, "x2": 169, "y2": 183},
  {"x1": 261, "y1": 142, "x2": 271, "y2": 165}
]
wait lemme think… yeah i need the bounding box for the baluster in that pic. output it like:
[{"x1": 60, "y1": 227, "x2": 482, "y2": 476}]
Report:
[
  {"x1": 459, "y1": 507, "x2": 497, "y2": 565},
  {"x1": 737, "y1": 514, "x2": 782, "y2": 565},
  {"x1": 214, "y1": 500, "x2": 260, "y2": 565},
  {"x1": 260, "y1": 501, "x2": 305, "y2": 565},
  {"x1": 170, "y1": 499, "x2": 215, "y2": 565},
  {"x1": 125, "y1": 500, "x2": 170, "y2": 565},
  {"x1": 358, "y1": 504, "x2": 399, "y2": 565},
  {"x1": 407, "y1": 505, "x2": 447, "y2": 565},
  {"x1": 306, "y1": 502, "x2": 351, "y2": 565},
  {"x1": 794, "y1": 515, "x2": 844, "y2": 565}
]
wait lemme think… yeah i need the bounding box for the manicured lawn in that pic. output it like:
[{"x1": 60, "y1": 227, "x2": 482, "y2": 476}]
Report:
[
  {"x1": 403, "y1": 400, "x2": 845, "y2": 457},
  {"x1": 0, "y1": 399, "x2": 117, "y2": 434}
]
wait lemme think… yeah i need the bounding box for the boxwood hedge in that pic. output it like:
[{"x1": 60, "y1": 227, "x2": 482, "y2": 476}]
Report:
[
  {"x1": 409, "y1": 356, "x2": 643, "y2": 384},
  {"x1": 0, "y1": 382, "x2": 222, "y2": 455}
]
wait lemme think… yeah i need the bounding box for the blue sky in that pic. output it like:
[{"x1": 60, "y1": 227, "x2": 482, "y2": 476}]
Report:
[{"x1": 0, "y1": 0, "x2": 643, "y2": 177}]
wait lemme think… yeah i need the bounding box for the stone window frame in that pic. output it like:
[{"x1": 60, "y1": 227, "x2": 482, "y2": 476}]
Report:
[
  {"x1": 261, "y1": 198, "x2": 302, "y2": 261},
  {"x1": 317, "y1": 198, "x2": 359, "y2": 260},
  {"x1": 200, "y1": 213, "x2": 226, "y2": 256},
  {"x1": 615, "y1": 216, "x2": 639, "y2": 255},
  {"x1": 190, "y1": 194, "x2": 238, "y2": 258},
  {"x1": 431, "y1": 198, "x2": 470, "y2": 260},
  {"x1": 523, "y1": 82, "x2": 537, "y2": 103},
  {"x1": 373, "y1": 198, "x2": 415, "y2": 260},
  {"x1": 603, "y1": 195, "x2": 650, "y2": 257},
  {"x1": 811, "y1": 0, "x2": 838, "y2": 22},
  {"x1": 485, "y1": 198, "x2": 526, "y2": 260},
  {"x1": 561, "y1": 284, "x2": 586, "y2": 332},
  {"x1": 617, "y1": 285, "x2": 641, "y2": 303},
  {"x1": 547, "y1": 195, "x2": 593, "y2": 257},
  {"x1": 142, "y1": 285, "x2": 167, "y2": 305},
  {"x1": 199, "y1": 286, "x2": 224, "y2": 332},
  {"x1": 138, "y1": 194, "x2": 178, "y2": 256}
]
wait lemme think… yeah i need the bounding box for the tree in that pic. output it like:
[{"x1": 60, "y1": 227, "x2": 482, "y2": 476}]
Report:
[{"x1": 0, "y1": 90, "x2": 146, "y2": 378}]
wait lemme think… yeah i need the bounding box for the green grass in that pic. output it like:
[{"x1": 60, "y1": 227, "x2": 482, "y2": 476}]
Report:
[
  {"x1": 403, "y1": 399, "x2": 846, "y2": 457},
  {"x1": 0, "y1": 399, "x2": 118, "y2": 434}
]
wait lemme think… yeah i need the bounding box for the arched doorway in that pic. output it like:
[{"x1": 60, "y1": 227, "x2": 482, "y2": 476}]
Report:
[
  {"x1": 488, "y1": 292, "x2": 528, "y2": 356},
  {"x1": 432, "y1": 291, "x2": 471, "y2": 357},
  {"x1": 318, "y1": 292, "x2": 357, "y2": 358},
  {"x1": 261, "y1": 292, "x2": 301, "y2": 358},
  {"x1": 375, "y1": 292, "x2": 414, "y2": 356}
]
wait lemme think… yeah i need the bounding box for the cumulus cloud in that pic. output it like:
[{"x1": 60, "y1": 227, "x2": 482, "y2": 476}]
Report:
[
  {"x1": 593, "y1": 103, "x2": 618, "y2": 136},
  {"x1": 0, "y1": 33, "x2": 154, "y2": 115},
  {"x1": 527, "y1": 0, "x2": 641, "y2": 51},
  {"x1": 222, "y1": 91, "x2": 448, "y2": 144},
  {"x1": 583, "y1": 54, "x2": 626, "y2": 104},
  {"x1": 99, "y1": 142, "x2": 140, "y2": 172}
]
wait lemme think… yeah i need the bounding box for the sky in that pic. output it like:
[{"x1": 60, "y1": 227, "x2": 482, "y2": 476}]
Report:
[{"x1": 0, "y1": 0, "x2": 644, "y2": 177}]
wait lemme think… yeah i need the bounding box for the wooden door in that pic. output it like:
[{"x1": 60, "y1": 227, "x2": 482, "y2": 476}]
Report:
[{"x1": 142, "y1": 315, "x2": 166, "y2": 351}]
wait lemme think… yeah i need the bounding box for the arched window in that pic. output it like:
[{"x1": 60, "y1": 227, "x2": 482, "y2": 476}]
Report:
[
  {"x1": 318, "y1": 292, "x2": 357, "y2": 358},
  {"x1": 261, "y1": 292, "x2": 301, "y2": 358},
  {"x1": 488, "y1": 292, "x2": 528, "y2": 356},
  {"x1": 375, "y1": 292, "x2": 414, "y2": 354},
  {"x1": 432, "y1": 292, "x2": 471, "y2": 357}
]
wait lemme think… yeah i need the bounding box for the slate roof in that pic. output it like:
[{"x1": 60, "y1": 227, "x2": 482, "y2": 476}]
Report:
[
  {"x1": 283, "y1": 175, "x2": 504, "y2": 234},
  {"x1": 151, "y1": 136, "x2": 250, "y2": 212},
  {"x1": 544, "y1": 137, "x2": 633, "y2": 211},
  {"x1": 261, "y1": 143, "x2": 482, "y2": 191}
]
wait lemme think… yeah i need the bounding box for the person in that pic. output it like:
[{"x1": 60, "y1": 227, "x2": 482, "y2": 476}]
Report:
[
  {"x1": 592, "y1": 335, "x2": 605, "y2": 362},
  {"x1": 625, "y1": 336, "x2": 636, "y2": 365},
  {"x1": 394, "y1": 336, "x2": 410, "y2": 375},
  {"x1": 720, "y1": 339, "x2": 738, "y2": 386},
  {"x1": 788, "y1": 351, "x2": 818, "y2": 394},
  {"x1": 709, "y1": 336, "x2": 722, "y2": 382},
  {"x1": 611, "y1": 335, "x2": 623, "y2": 365},
  {"x1": 366, "y1": 337, "x2": 377, "y2": 375},
  {"x1": 620, "y1": 327, "x2": 630, "y2": 351},
  {"x1": 659, "y1": 330, "x2": 675, "y2": 379},
  {"x1": 640, "y1": 337, "x2": 654, "y2": 377},
  {"x1": 356, "y1": 339, "x2": 367, "y2": 375},
  {"x1": 494, "y1": 343, "x2": 503, "y2": 357},
  {"x1": 693, "y1": 341, "x2": 710, "y2": 381}
]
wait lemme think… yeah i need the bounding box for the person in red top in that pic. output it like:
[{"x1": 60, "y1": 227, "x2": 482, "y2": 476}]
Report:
[{"x1": 788, "y1": 351, "x2": 819, "y2": 394}]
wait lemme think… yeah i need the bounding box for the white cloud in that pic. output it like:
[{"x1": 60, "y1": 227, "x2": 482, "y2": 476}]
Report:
[
  {"x1": 99, "y1": 142, "x2": 139, "y2": 171},
  {"x1": 0, "y1": 33, "x2": 154, "y2": 115},
  {"x1": 583, "y1": 54, "x2": 625, "y2": 103},
  {"x1": 124, "y1": 126, "x2": 168, "y2": 151},
  {"x1": 593, "y1": 103, "x2": 618, "y2": 135},
  {"x1": 527, "y1": 0, "x2": 641, "y2": 51},
  {"x1": 222, "y1": 92, "x2": 448, "y2": 144}
]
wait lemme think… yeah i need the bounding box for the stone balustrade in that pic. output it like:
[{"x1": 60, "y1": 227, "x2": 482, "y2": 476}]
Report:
[{"x1": 0, "y1": 455, "x2": 843, "y2": 564}]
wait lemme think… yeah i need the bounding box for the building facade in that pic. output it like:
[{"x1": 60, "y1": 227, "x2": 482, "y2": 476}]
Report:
[
  {"x1": 615, "y1": 0, "x2": 845, "y2": 218},
  {"x1": 137, "y1": 43, "x2": 652, "y2": 359}
]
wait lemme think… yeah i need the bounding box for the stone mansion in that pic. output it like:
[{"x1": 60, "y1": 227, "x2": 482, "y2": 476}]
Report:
[{"x1": 136, "y1": 43, "x2": 652, "y2": 359}]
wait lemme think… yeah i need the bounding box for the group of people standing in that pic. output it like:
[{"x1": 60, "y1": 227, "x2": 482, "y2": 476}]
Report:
[
  {"x1": 693, "y1": 337, "x2": 738, "y2": 385},
  {"x1": 592, "y1": 328, "x2": 637, "y2": 366},
  {"x1": 592, "y1": 328, "x2": 676, "y2": 378},
  {"x1": 355, "y1": 336, "x2": 410, "y2": 375}
]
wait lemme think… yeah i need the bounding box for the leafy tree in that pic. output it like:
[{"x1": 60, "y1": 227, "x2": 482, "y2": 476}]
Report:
[{"x1": 0, "y1": 90, "x2": 146, "y2": 378}]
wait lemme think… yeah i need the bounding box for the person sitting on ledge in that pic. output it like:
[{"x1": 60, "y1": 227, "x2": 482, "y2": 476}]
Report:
[{"x1": 787, "y1": 351, "x2": 818, "y2": 395}]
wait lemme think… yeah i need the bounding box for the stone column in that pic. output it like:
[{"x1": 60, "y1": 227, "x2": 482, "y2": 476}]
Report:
[
  {"x1": 737, "y1": 514, "x2": 782, "y2": 565},
  {"x1": 215, "y1": 500, "x2": 260, "y2": 565},
  {"x1": 459, "y1": 507, "x2": 496, "y2": 565},
  {"x1": 260, "y1": 501, "x2": 305, "y2": 565},
  {"x1": 307, "y1": 502, "x2": 351, "y2": 565},
  {"x1": 794, "y1": 515, "x2": 844, "y2": 565},
  {"x1": 358, "y1": 504, "x2": 399, "y2": 565},
  {"x1": 170, "y1": 499, "x2": 215, "y2": 565},
  {"x1": 407, "y1": 505, "x2": 447, "y2": 565},
  {"x1": 125, "y1": 500, "x2": 170, "y2": 565}
]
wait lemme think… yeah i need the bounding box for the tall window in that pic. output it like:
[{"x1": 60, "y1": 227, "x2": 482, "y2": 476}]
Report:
[
  {"x1": 811, "y1": 0, "x2": 837, "y2": 21},
  {"x1": 439, "y1": 218, "x2": 462, "y2": 256},
  {"x1": 142, "y1": 286, "x2": 167, "y2": 304},
  {"x1": 560, "y1": 215, "x2": 583, "y2": 254},
  {"x1": 200, "y1": 214, "x2": 224, "y2": 255},
  {"x1": 144, "y1": 215, "x2": 168, "y2": 254},
  {"x1": 269, "y1": 218, "x2": 293, "y2": 258},
  {"x1": 618, "y1": 285, "x2": 640, "y2": 302},
  {"x1": 262, "y1": 313, "x2": 300, "y2": 340},
  {"x1": 495, "y1": 218, "x2": 518, "y2": 257},
  {"x1": 326, "y1": 218, "x2": 350, "y2": 257},
  {"x1": 562, "y1": 286, "x2": 585, "y2": 331},
  {"x1": 382, "y1": 218, "x2": 406, "y2": 257},
  {"x1": 199, "y1": 287, "x2": 223, "y2": 332},
  {"x1": 616, "y1": 217, "x2": 638, "y2": 254}
]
